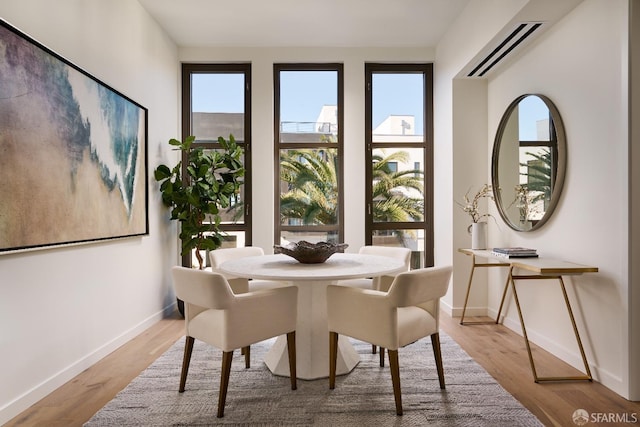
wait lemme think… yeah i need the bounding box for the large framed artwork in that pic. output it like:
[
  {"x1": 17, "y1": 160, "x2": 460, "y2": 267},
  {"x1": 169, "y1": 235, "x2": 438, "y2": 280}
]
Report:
[{"x1": 0, "y1": 19, "x2": 148, "y2": 254}]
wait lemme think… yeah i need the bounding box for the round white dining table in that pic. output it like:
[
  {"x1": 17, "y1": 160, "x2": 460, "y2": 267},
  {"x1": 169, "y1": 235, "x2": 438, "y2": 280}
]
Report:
[{"x1": 219, "y1": 252, "x2": 405, "y2": 380}]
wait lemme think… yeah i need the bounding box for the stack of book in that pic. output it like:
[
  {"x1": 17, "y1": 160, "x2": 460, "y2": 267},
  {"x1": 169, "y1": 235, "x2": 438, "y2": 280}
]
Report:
[{"x1": 491, "y1": 247, "x2": 538, "y2": 258}]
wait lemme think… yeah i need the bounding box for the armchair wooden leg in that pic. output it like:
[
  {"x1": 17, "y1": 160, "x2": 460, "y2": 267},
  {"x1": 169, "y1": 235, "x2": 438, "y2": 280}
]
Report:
[
  {"x1": 388, "y1": 349, "x2": 403, "y2": 416},
  {"x1": 217, "y1": 351, "x2": 233, "y2": 418},
  {"x1": 329, "y1": 332, "x2": 338, "y2": 389},
  {"x1": 243, "y1": 346, "x2": 250, "y2": 369},
  {"x1": 431, "y1": 332, "x2": 446, "y2": 389},
  {"x1": 372, "y1": 344, "x2": 377, "y2": 354},
  {"x1": 380, "y1": 347, "x2": 385, "y2": 367},
  {"x1": 179, "y1": 336, "x2": 194, "y2": 392},
  {"x1": 287, "y1": 331, "x2": 297, "y2": 390}
]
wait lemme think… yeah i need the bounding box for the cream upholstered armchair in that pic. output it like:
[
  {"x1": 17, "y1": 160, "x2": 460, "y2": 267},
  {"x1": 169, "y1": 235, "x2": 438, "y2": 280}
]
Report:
[
  {"x1": 210, "y1": 246, "x2": 286, "y2": 293},
  {"x1": 337, "y1": 245, "x2": 412, "y2": 357},
  {"x1": 171, "y1": 266, "x2": 298, "y2": 418},
  {"x1": 210, "y1": 246, "x2": 288, "y2": 361},
  {"x1": 327, "y1": 266, "x2": 452, "y2": 416}
]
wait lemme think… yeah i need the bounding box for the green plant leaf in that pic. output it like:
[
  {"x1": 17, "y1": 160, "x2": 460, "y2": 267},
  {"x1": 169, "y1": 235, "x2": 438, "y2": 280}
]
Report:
[
  {"x1": 156, "y1": 134, "x2": 245, "y2": 261},
  {"x1": 182, "y1": 135, "x2": 196, "y2": 150},
  {"x1": 154, "y1": 164, "x2": 171, "y2": 180}
]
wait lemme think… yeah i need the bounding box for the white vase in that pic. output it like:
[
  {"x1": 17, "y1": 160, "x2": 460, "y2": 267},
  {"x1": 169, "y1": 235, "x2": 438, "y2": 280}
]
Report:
[{"x1": 470, "y1": 222, "x2": 487, "y2": 250}]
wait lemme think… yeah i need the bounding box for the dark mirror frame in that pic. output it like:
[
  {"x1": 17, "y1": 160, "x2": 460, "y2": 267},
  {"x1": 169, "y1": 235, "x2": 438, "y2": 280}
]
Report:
[{"x1": 491, "y1": 94, "x2": 567, "y2": 232}]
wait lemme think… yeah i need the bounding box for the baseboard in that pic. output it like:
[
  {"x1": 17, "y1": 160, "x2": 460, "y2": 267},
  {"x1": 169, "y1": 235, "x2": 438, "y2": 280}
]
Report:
[
  {"x1": 442, "y1": 303, "x2": 626, "y2": 398},
  {"x1": 0, "y1": 302, "x2": 176, "y2": 425},
  {"x1": 441, "y1": 299, "x2": 488, "y2": 318}
]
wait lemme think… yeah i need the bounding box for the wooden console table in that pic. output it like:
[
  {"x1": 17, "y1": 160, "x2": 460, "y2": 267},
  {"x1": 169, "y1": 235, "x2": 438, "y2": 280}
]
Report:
[{"x1": 458, "y1": 248, "x2": 598, "y2": 383}]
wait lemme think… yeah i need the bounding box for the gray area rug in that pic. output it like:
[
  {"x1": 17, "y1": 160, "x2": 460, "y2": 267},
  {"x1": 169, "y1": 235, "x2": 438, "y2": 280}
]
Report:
[{"x1": 85, "y1": 333, "x2": 542, "y2": 426}]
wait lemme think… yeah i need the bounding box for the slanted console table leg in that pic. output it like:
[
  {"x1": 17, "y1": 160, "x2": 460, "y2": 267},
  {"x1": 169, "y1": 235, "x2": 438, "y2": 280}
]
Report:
[
  {"x1": 459, "y1": 250, "x2": 510, "y2": 325},
  {"x1": 509, "y1": 267, "x2": 593, "y2": 383}
]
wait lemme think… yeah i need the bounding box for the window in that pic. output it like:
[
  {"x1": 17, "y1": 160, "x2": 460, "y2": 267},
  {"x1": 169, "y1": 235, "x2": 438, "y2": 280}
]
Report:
[
  {"x1": 274, "y1": 64, "x2": 344, "y2": 245},
  {"x1": 181, "y1": 63, "x2": 252, "y2": 267},
  {"x1": 516, "y1": 95, "x2": 556, "y2": 223},
  {"x1": 365, "y1": 63, "x2": 434, "y2": 268}
]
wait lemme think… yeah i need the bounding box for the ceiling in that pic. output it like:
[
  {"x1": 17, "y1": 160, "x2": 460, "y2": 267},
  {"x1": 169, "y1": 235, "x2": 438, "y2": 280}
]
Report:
[{"x1": 137, "y1": 0, "x2": 470, "y2": 48}]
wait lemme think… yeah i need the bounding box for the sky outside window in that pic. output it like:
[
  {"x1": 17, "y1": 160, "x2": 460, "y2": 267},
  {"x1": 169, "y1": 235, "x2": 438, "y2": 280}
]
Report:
[
  {"x1": 191, "y1": 71, "x2": 429, "y2": 137},
  {"x1": 192, "y1": 73, "x2": 244, "y2": 113},
  {"x1": 372, "y1": 73, "x2": 424, "y2": 135},
  {"x1": 279, "y1": 71, "x2": 337, "y2": 124},
  {"x1": 518, "y1": 95, "x2": 550, "y2": 141}
]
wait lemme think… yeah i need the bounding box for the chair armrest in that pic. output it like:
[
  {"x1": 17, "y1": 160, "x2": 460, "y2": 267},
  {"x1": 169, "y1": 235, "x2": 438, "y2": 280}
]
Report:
[
  {"x1": 327, "y1": 285, "x2": 397, "y2": 348},
  {"x1": 374, "y1": 275, "x2": 395, "y2": 292},
  {"x1": 227, "y1": 277, "x2": 249, "y2": 294},
  {"x1": 229, "y1": 286, "x2": 299, "y2": 346},
  {"x1": 234, "y1": 286, "x2": 297, "y2": 312},
  {"x1": 417, "y1": 299, "x2": 439, "y2": 319}
]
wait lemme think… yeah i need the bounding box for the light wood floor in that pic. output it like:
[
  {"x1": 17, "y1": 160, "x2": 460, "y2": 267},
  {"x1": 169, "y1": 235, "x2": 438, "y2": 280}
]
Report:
[{"x1": 5, "y1": 310, "x2": 639, "y2": 426}]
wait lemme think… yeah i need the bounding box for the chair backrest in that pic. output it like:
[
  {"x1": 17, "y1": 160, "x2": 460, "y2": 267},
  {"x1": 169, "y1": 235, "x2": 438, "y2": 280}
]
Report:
[
  {"x1": 386, "y1": 266, "x2": 452, "y2": 308},
  {"x1": 359, "y1": 246, "x2": 412, "y2": 291},
  {"x1": 210, "y1": 246, "x2": 265, "y2": 279},
  {"x1": 358, "y1": 245, "x2": 411, "y2": 270},
  {"x1": 171, "y1": 266, "x2": 236, "y2": 310}
]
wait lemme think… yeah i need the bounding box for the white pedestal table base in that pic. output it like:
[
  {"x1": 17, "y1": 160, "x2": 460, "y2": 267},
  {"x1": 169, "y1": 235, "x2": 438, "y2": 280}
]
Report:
[{"x1": 263, "y1": 280, "x2": 359, "y2": 380}]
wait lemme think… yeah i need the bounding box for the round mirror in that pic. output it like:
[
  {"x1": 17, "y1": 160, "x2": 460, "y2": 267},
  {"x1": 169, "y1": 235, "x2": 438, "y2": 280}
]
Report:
[{"x1": 491, "y1": 94, "x2": 566, "y2": 231}]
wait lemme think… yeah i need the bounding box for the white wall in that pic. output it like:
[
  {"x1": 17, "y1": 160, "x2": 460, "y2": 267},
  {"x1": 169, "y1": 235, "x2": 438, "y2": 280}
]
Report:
[
  {"x1": 435, "y1": 0, "x2": 529, "y2": 313},
  {"x1": 180, "y1": 47, "x2": 436, "y2": 253},
  {"x1": 487, "y1": 0, "x2": 631, "y2": 398},
  {"x1": 0, "y1": 2, "x2": 636, "y2": 423},
  {"x1": 0, "y1": 1, "x2": 180, "y2": 423},
  {"x1": 440, "y1": 0, "x2": 636, "y2": 399}
]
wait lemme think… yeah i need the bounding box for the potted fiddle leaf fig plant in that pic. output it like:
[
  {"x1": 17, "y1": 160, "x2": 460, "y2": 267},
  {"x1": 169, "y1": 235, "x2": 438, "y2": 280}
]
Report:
[{"x1": 154, "y1": 134, "x2": 245, "y2": 270}]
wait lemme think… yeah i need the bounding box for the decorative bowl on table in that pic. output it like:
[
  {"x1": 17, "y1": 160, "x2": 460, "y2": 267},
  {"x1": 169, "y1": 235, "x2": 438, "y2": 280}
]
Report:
[{"x1": 274, "y1": 241, "x2": 349, "y2": 264}]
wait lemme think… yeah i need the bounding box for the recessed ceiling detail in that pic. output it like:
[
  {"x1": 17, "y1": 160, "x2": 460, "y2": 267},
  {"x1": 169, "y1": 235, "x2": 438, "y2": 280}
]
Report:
[{"x1": 466, "y1": 22, "x2": 546, "y2": 78}]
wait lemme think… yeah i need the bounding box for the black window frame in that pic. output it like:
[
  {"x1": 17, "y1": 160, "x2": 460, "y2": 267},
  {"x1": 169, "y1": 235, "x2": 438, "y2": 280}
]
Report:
[
  {"x1": 181, "y1": 63, "x2": 253, "y2": 267},
  {"x1": 364, "y1": 63, "x2": 434, "y2": 268},
  {"x1": 273, "y1": 63, "x2": 345, "y2": 245}
]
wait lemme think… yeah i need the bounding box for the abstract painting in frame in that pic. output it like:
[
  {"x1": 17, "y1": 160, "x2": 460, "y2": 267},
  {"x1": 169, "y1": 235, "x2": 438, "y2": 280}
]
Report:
[{"x1": 0, "y1": 19, "x2": 148, "y2": 254}]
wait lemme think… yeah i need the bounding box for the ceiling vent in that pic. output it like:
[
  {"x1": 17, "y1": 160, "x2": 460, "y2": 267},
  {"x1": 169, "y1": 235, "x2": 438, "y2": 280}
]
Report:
[{"x1": 466, "y1": 22, "x2": 545, "y2": 78}]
